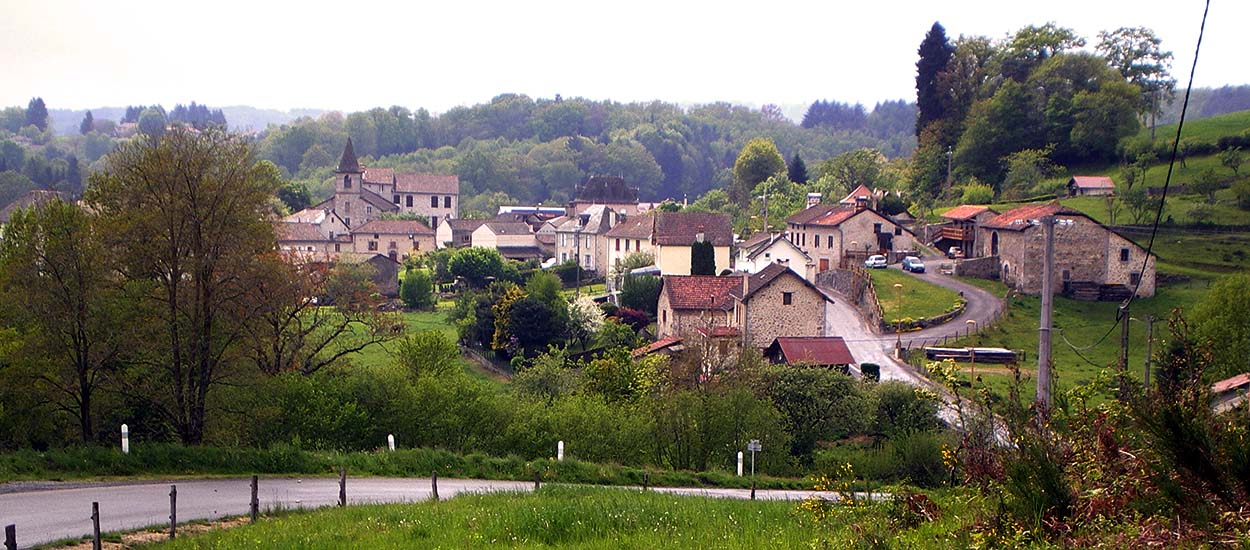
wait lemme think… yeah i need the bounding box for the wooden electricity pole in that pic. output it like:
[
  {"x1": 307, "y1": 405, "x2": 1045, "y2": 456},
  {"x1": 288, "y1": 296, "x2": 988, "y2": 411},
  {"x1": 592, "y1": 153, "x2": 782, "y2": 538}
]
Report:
[
  {"x1": 1037, "y1": 216, "x2": 1055, "y2": 412},
  {"x1": 1144, "y1": 315, "x2": 1156, "y2": 387}
]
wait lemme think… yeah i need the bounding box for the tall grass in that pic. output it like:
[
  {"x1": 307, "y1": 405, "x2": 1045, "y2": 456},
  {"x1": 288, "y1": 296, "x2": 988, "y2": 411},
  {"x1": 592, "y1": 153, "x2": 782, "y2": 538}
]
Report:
[{"x1": 0, "y1": 444, "x2": 808, "y2": 490}]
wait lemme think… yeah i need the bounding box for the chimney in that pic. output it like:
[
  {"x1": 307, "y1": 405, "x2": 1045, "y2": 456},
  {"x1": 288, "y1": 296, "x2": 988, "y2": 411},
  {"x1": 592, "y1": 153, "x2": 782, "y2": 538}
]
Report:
[
  {"x1": 855, "y1": 196, "x2": 868, "y2": 213},
  {"x1": 806, "y1": 192, "x2": 822, "y2": 209}
]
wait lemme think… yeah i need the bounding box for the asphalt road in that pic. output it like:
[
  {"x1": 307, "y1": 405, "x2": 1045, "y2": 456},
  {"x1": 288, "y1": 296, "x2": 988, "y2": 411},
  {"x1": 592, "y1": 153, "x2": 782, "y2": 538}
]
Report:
[{"x1": 0, "y1": 477, "x2": 858, "y2": 548}]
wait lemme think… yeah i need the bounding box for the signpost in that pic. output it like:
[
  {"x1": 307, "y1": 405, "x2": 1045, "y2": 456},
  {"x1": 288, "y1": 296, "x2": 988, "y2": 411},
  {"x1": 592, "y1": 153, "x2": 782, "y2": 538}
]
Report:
[{"x1": 747, "y1": 439, "x2": 761, "y2": 478}]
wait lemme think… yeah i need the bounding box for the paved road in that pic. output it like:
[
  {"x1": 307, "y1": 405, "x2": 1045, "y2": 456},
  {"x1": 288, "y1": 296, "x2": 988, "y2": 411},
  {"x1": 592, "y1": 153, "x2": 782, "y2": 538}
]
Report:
[{"x1": 0, "y1": 477, "x2": 859, "y2": 548}]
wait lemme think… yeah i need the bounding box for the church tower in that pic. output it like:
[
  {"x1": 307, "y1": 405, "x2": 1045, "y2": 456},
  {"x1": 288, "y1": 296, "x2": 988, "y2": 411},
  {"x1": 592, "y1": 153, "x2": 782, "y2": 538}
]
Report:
[{"x1": 335, "y1": 138, "x2": 363, "y2": 227}]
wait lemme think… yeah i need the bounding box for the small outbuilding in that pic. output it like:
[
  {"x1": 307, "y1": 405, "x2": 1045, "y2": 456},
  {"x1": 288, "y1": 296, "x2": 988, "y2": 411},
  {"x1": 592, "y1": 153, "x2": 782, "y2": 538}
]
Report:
[
  {"x1": 765, "y1": 336, "x2": 856, "y2": 371},
  {"x1": 1067, "y1": 176, "x2": 1115, "y2": 197}
]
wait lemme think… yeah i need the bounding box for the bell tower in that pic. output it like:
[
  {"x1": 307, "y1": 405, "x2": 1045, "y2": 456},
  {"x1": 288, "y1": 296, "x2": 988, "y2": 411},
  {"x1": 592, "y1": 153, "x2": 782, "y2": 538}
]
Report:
[{"x1": 334, "y1": 138, "x2": 364, "y2": 228}]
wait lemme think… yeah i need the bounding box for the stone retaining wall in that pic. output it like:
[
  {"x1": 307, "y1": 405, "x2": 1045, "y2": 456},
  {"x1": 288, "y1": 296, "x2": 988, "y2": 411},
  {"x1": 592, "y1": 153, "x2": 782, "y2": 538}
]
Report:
[{"x1": 955, "y1": 256, "x2": 1000, "y2": 279}]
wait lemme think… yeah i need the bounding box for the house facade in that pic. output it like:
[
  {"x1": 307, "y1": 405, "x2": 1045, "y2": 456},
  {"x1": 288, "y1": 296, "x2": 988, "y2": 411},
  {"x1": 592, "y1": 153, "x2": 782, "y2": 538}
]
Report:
[
  {"x1": 349, "y1": 219, "x2": 436, "y2": 261},
  {"x1": 436, "y1": 218, "x2": 488, "y2": 249},
  {"x1": 604, "y1": 212, "x2": 655, "y2": 275},
  {"x1": 936, "y1": 205, "x2": 999, "y2": 258},
  {"x1": 735, "y1": 232, "x2": 815, "y2": 281},
  {"x1": 472, "y1": 220, "x2": 544, "y2": 261},
  {"x1": 652, "y1": 212, "x2": 733, "y2": 276},
  {"x1": 785, "y1": 198, "x2": 915, "y2": 272},
  {"x1": 554, "y1": 204, "x2": 619, "y2": 273},
  {"x1": 979, "y1": 203, "x2": 1156, "y2": 298}
]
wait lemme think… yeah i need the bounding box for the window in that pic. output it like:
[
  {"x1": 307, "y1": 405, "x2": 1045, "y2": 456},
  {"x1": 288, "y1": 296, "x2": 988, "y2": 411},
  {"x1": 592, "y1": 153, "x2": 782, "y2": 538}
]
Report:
[
  {"x1": 635, "y1": 239, "x2": 641, "y2": 250},
  {"x1": 430, "y1": 196, "x2": 439, "y2": 208},
  {"x1": 561, "y1": 252, "x2": 568, "y2": 262},
  {"x1": 1120, "y1": 248, "x2": 1129, "y2": 261},
  {"x1": 406, "y1": 195, "x2": 413, "y2": 208},
  {"x1": 814, "y1": 234, "x2": 820, "y2": 248},
  {"x1": 827, "y1": 235, "x2": 833, "y2": 248},
  {"x1": 431, "y1": 216, "x2": 439, "y2": 227},
  {"x1": 1130, "y1": 272, "x2": 1141, "y2": 285},
  {"x1": 873, "y1": 223, "x2": 882, "y2": 234},
  {"x1": 366, "y1": 205, "x2": 373, "y2": 215},
  {"x1": 991, "y1": 232, "x2": 999, "y2": 256},
  {"x1": 615, "y1": 238, "x2": 620, "y2": 251},
  {"x1": 389, "y1": 241, "x2": 397, "y2": 249},
  {"x1": 625, "y1": 239, "x2": 630, "y2": 251},
  {"x1": 894, "y1": 226, "x2": 902, "y2": 236},
  {"x1": 662, "y1": 310, "x2": 667, "y2": 324},
  {"x1": 343, "y1": 175, "x2": 351, "y2": 189},
  {"x1": 343, "y1": 201, "x2": 351, "y2": 213},
  {"x1": 368, "y1": 241, "x2": 378, "y2": 251},
  {"x1": 393, "y1": 195, "x2": 400, "y2": 204},
  {"x1": 334, "y1": 243, "x2": 341, "y2": 252},
  {"x1": 584, "y1": 254, "x2": 591, "y2": 266},
  {"x1": 782, "y1": 292, "x2": 793, "y2": 305},
  {"x1": 583, "y1": 235, "x2": 590, "y2": 247},
  {"x1": 444, "y1": 196, "x2": 451, "y2": 208}
]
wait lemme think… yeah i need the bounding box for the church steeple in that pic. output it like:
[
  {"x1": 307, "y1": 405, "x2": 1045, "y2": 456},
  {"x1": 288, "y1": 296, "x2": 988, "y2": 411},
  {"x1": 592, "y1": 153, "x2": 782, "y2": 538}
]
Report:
[{"x1": 337, "y1": 138, "x2": 362, "y2": 173}]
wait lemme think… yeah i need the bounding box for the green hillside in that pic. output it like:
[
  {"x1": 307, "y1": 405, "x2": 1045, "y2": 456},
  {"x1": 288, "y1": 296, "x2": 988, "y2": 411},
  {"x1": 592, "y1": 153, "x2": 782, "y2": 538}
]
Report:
[{"x1": 1143, "y1": 108, "x2": 1250, "y2": 143}]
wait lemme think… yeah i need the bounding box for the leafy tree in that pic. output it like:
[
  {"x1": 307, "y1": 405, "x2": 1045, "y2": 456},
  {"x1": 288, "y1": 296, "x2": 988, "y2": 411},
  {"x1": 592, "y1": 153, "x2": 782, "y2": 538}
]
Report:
[
  {"x1": 915, "y1": 22, "x2": 955, "y2": 136},
  {"x1": 25, "y1": 97, "x2": 48, "y2": 131},
  {"x1": 511, "y1": 347, "x2": 585, "y2": 402},
  {"x1": 1220, "y1": 147, "x2": 1243, "y2": 177},
  {"x1": 137, "y1": 108, "x2": 167, "y2": 138},
  {"x1": 871, "y1": 382, "x2": 939, "y2": 438},
  {"x1": 0, "y1": 200, "x2": 134, "y2": 442},
  {"x1": 731, "y1": 138, "x2": 785, "y2": 207},
  {"x1": 449, "y1": 247, "x2": 509, "y2": 288},
  {"x1": 802, "y1": 100, "x2": 867, "y2": 131},
  {"x1": 619, "y1": 275, "x2": 662, "y2": 317},
  {"x1": 395, "y1": 330, "x2": 459, "y2": 379},
  {"x1": 759, "y1": 365, "x2": 869, "y2": 460},
  {"x1": 596, "y1": 318, "x2": 641, "y2": 350},
  {"x1": 86, "y1": 127, "x2": 281, "y2": 444},
  {"x1": 1001, "y1": 148, "x2": 1060, "y2": 199},
  {"x1": 959, "y1": 181, "x2": 995, "y2": 204},
  {"x1": 1191, "y1": 168, "x2": 1221, "y2": 204},
  {"x1": 1096, "y1": 26, "x2": 1175, "y2": 133},
  {"x1": 276, "y1": 181, "x2": 311, "y2": 212},
  {"x1": 64, "y1": 154, "x2": 82, "y2": 194},
  {"x1": 568, "y1": 295, "x2": 605, "y2": 350},
  {"x1": 0, "y1": 169, "x2": 34, "y2": 208},
  {"x1": 400, "y1": 267, "x2": 435, "y2": 309},
  {"x1": 1233, "y1": 179, "x2": 1250, "y2": 210},
  {"x1": 491, "y1": 285, "x2": 526, "y2": 352},
  {"x1": 820, "y1": 149, "x2": 883, "y2": 193},
  {"x1": 1001, "y1": 23, "x2": 1086, "y2": 81},
  {"x1": 788, "y1": 153, "x2": 808, "y2": 184},
  {"x1": 508, "y1": 297, "x2": 563, "y2": 357},
  {"x1": 79, "y1": 111, "x2": 95, "y2": 135},
  {"x1": 955, "y1": 82, "x2": 1042, "y2": 187},
  {"x1": 690, "y1": 240, "x2": 716, "y2": 275}
]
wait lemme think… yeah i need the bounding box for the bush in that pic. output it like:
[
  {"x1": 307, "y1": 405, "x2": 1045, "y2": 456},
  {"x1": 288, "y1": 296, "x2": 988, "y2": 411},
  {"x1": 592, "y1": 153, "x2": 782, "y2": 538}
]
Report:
[
  {"x1": 619, "y1": 275, "x2": 662, "y2": 316},
  {"x1": 399, "y1": 268, "x2": 435, "y2": 309}
]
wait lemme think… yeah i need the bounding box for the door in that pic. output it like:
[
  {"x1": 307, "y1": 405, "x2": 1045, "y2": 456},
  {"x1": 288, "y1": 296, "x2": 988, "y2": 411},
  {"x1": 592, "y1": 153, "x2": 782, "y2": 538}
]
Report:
[{"x1": 819, "y1": 258, "x2": 830, "y2": 272}]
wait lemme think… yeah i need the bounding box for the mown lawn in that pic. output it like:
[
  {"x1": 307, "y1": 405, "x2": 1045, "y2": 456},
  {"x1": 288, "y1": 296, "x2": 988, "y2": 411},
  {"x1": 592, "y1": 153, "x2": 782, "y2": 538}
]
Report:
[
  {"x1": 868, "y1": 267, "x2": 963, "y2": 324},
  {"x1": 140, "y1": 485, "x2": 1001, "y2": 549}
]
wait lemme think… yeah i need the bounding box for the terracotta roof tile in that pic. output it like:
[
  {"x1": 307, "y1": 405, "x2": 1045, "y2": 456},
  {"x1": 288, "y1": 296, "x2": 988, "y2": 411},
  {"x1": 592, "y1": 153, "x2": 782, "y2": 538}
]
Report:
[
  {"x1": 276, "y1": 222, "x2": 327, "y2": 242},
  {"x1": 605, "y1": 213, "x2": 654, "y2": 238},
  {"x1": 981, "y1": 203, "x2": 1082, "y2": 231},
  {"x1": 362, "y1": 167, "x2": 395, "y2": 185},
  {"x1": 358, "y1": 189, "x2": 400, "y2": 212},
  {"x1": 810, "y1": 207, "x2": 860, "y2": 227},
  {"x1": 446, "y1": 218, "x2": 488, "y2": 231},
  {"x1": 840, "y1": 184, "x2": 876, "y2": 204},
  {"x1": 353, "y1": 219, "x2": 435, "y2": 235},
  {"x1": 769, "y1": 337, "x2": 855, "y2": 365},
  {"x1": 662, "y1": 275, "x2": 743, "y2": 310},
  {"x1": 394, "y1": 173, "x2": 459, "y2": 194},
  {"x1": 0, "y1": 190, "x2": 65, "y2": 223},
  {"x1": 632, "y1": 336, "x2": 685, "y2": 358},
  {"x1": 1212, "y1": 373, "x2": 1250, "y2": 394},
  {"x1": 941, "y1": 205, "x2": 993, "y2": 221},
  {"x1": 786, "y1": 203, "x2": 844, "y2": 225},
  {"x1": 654, "y1": 212, "x2": 733, "y2": 246}
]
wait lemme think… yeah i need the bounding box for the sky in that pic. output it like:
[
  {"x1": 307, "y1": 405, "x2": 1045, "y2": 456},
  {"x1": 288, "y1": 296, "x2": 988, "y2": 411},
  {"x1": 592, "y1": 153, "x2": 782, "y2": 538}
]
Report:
[{"x1": 2, "y1": 0, "x2": 1245, "y2": 115}]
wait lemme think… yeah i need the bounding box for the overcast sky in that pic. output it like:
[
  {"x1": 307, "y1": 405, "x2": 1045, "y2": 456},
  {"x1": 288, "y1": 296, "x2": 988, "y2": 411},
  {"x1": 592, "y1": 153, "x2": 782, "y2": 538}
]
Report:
[{"x1": 2, "y1": 0, "x2": 1244, "y2": 115}]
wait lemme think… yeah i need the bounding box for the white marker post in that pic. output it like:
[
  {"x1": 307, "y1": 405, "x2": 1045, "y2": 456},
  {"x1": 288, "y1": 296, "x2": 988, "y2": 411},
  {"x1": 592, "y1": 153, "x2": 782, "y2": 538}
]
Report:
[
  {"x1": 557, "y1": 440, "x2": 564, "y2": 461},
  {"x1": 736, "y1": 452, "x2": 743, "y2": 477},
  {"x1": 387, "y1": 434, "x2": 395, "y2": 452},
  {"x1": 121, "y1": 424, "x2": 130, "y2": 454}
]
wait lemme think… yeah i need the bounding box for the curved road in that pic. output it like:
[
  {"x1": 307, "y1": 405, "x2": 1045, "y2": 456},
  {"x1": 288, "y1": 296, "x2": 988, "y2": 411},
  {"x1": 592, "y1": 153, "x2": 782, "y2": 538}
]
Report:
[{"x1": 0, "y1": 477, "x2": 859, "y2": 548}]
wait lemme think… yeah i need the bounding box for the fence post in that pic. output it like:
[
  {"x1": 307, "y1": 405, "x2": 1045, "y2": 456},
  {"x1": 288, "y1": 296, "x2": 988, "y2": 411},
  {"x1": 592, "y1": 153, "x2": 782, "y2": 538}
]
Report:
[
  {"x1": 750, "y1": 480, "x2": 756, "y2": 501},
  {"x1": 250, "y1": 475, "x2": 259, "y2": 523},
  {"x1": 533, "y1": 470, "x2": 541, "y2": 492},
  {"x1": 642, "y1": 472, "x2": 649, "y2": 491},
  {"x1": 5, "y1": 524, "x2": 15, "y2": 550},
  {"x1": 431, "y1": 471, "x2": 439, "y2": 501},
  {"x1": 339, "y1": 468, "x2": 347, "y2": 507},
  {"x1": 91, "y1": 502, "x2": 101, "y2": 550},
  {"x1": 169, "y1": 485, "x2": 177, "y2": 539}
]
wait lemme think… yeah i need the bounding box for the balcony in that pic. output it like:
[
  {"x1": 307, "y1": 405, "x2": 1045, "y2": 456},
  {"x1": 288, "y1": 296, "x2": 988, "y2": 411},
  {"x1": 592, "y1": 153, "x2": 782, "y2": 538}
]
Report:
[{"x1": 940, "y1": 226, "x2": 975, "y2": 242}]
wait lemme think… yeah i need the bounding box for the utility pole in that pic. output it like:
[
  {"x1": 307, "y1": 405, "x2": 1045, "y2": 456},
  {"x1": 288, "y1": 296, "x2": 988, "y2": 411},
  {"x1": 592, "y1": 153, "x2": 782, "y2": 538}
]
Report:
[
  {"x1": 1118, "y1": 302, "x2": 1130, "y2": 373},
  {"x1": 945, "y1": 146, "x2": 953, "y2": 196},
  {"x1": 1144, "y1": 315, "x2": 1156, "y2": 387},
  {"x1": 1037, "y1": 215, "x2": 1055, "y2": 412},
  {"x1": 574, "y1": 226, "x2": 583, "y2": 300}
]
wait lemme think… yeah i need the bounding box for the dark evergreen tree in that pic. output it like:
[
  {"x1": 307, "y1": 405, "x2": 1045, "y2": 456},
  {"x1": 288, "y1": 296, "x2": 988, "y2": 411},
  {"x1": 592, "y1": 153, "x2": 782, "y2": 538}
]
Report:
[
  {"x1": 65, "y1": 154, "x2": 82, "y2": 193},
  {"x1": 915, "y1": 22, "x2": 955, "y2": 136},
  {"x1": 690, "y1": 240, "x2": 716, "y2": 275},
  {"x1": 79, "y1": 111, "x2": 95, "y2": 135},
  {"x1": 788, "y1": 153, "x2": 808, "y2": 184},
  {"x1": 25, "y1": 97, "x2": 48, "y2": 131}
]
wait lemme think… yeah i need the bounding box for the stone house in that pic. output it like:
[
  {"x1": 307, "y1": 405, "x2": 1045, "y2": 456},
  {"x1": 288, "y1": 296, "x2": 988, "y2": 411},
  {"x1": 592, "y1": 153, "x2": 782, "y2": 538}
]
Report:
[
  {"x1": 936, "y1": 205, "x2": 999, "y2": 258},
  {"x1": 276, "y1": 222, "x2": 338, "y2": 259},
  {"x1": 735, "y1": 232, "x2": 815, "y2": 281},
  {"x1": 604, "y1": 212, "x2": 655, "y2": 275},
  {"x1": 568, "y1": 175, "x2": 640, "y2": 217},
  {"x1": 349, "y1": 219, "x2": 436, "y2": 261},
  {"x1": 317, "y1": 139, "x2": 459, "y2": 230},
  {"x1": 652, "y1": 212, "x2": 733, "y2": 276},
  {"x1": 435, "y1": 218, "x2": 488, "y2": 249},
  {"x1": 471, "y1": 220, "x2": 544, "y2": 261},
  {"x1": 979, "y1": 203, "x2": 1156, "y2": 299},
  {"x1": 1067, "y1": 176, "x2": 1116, "y2": 197},
  {"x1": 784, "y1": 198, "x2": 915, "y2": 272},
  {"x1": 656, "y1": 263, "x2": 831, "y2": 349},
  {"x1": 554, "y1": 204, "x2": 619, "y2": 273}
]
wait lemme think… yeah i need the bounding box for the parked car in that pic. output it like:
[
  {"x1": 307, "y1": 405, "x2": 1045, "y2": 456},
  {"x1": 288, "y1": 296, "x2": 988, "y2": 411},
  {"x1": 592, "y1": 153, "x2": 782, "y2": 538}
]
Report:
[
  {"x1": 902, "y1": 256, "x2": 925, "y2": 273},
  {"x1": 946, "y1": 246, "x2": 965, "y2": 259},
  {"x1": 864, "y1": 255, "x2": 887, "y2": 269}
]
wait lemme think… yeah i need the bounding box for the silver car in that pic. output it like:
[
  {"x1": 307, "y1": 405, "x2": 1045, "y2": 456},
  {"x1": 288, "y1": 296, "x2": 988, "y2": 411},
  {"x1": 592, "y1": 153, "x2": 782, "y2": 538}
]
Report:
[
  {"x1": 864, "y1": 255, "x2": 887, "y2": 269},
  {"x1": 902, "y1": 256, "x2": 925, "y2": 273}
]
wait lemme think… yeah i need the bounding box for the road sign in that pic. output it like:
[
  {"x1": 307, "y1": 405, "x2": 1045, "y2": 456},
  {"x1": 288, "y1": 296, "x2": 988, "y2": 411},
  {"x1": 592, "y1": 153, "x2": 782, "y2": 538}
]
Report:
[{"x1": 747, "y1": 439, "x2": 761, "y2": 452}]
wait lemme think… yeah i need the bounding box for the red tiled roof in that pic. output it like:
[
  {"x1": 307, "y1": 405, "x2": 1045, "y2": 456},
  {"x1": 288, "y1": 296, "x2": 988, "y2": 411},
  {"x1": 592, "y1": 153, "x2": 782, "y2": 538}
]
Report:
[
  {"x1": 840, "y1": 184, "x2": 876, "y2": 205},
  {"x1": 770, "y1": 337, "x2": 855, "y2": 365},
  {"x1": 363, "y1": 167, "x2": 395, "y2": 185},
  {"x1": 632, "y1": 336, "x2": 685, "y2": 358},
  {"x1": 0, "y1": 190, "x2": 64, "y2": 223},
  {"x1": 738, "y1": 231, "x2": 775, "y2": 251},
  {"x1": 358, "y1": 189, "x2": 400, "y2": 212},
  {"x1": 981, "y1": 203, "x2": 1082, "y2": 231},
  {"x1": 605, "y1": 213, "x2": 654, "y2": 239},
  {"x1": 654, "y1": 212, "x2": 733, "y2": 246},
  {"x1": 810, "y1": 206, "x2": 860, "y2": 227},
  {"x1": 353, "y1": 219, "x2": 435, "y2": 235},
  {"x1": 1212, "y1": 373, "x2": 1250, "y2": 394},
  {"x1": 941, "y1": 205, "x2": 993, "y2": 221},
  {"x1": 394, "y1": 173, "x2": 459, "y2": 194},
  {"x1": 276, "y1": 222, "x2": 327, "y2": 242},
  {"x1": 786, "y1": 203, "x2": 844, "y2": 225},
  {"x1": 1069, "y1": 176, "x2": 1115, "y2": 190},
  {"x1": 662, "y1": 275, "x2": 743, "y2": 310}
]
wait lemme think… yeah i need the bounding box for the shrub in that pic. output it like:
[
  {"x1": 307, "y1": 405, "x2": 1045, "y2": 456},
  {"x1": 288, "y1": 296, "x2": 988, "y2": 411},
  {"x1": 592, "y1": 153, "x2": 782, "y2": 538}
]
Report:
[
  {"x1": 619, "y1": 275, "x2": 662, "y2": 316},
  {"x1": 399, "y1": 268, "x2": 435, "y2": 309}
]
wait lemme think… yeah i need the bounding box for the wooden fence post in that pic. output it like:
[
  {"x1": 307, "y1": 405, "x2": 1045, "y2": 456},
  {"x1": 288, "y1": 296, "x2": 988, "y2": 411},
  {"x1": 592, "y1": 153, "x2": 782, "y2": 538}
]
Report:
[
  {"x1": 4, "y1": 524, "x2": 16, "y2": 550},
  {"x1": 169, "y1": 485, "x2": 177, "y2": 539},
  {"x1": 431, "y1": 471, "x2": 439, "y2": 501},
  {"x1": 533, "y1": 470, "x2": 541, "y2": 492},
  {"x1": 339, "y1": 468, "x2": 347, "y2": 507},
  {"x1": 91, "y1": 502, "x2": 101, "y2": 550},
  {"x1": 642, "y1": 472, "x2": 649, "y2": 491},
  {"x1": 250, "y1": 475, "x2": 259, "y2": 523},
  {"x1": 750, "y1": 480, "x2": 756, "y2": 501}
]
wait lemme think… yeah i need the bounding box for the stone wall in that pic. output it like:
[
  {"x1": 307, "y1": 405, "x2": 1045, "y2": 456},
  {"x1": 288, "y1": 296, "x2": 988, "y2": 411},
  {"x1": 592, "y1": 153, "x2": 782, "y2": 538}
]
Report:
[
  {"x1": 744, "y1": 273, "x2": 826, "y2": 348},
  {"x1": 955, "y1": 256, "x2": 1000, "y2": 279}
]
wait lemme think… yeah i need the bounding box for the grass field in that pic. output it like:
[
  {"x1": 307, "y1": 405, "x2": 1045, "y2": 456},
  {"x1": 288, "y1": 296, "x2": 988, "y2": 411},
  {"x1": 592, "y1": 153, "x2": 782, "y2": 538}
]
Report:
[
  {"x1": 867, "y1": 267, "x2": 963, "y2": 323},
  {"x1": 139, "y1": 485, "x2": 999, "y2": 549}
]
